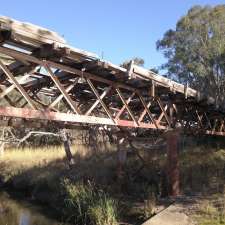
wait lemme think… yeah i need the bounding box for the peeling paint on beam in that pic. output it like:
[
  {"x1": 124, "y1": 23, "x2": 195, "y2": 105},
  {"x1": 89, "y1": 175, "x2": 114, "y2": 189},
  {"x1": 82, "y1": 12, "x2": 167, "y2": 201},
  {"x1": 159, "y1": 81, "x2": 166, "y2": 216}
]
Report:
[{"x1": 0, "y1": 106, "x2": 165, "y2": 129}]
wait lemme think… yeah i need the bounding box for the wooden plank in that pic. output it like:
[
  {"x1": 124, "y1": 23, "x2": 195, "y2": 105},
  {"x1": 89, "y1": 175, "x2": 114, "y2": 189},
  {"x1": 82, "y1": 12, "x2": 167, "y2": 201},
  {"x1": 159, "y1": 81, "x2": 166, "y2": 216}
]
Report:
[
  {"x1": 219, "y1": 120, "x2": 224, "y2": 132},
  {"x1": 137, "y1": 91, "x2": 158, "y2": 129},
  {"x1": 116, "y1": 88, "x2": 138, "y2": 126},
  {"x1": 86, "y1": 78, "x2": 114, "y2": 122},
  {"x1": 116, "y1": 119, "x2": 166, "y2": 129},
  {"x1": 138, "y1": 101, "x2": 151, "y2": 123},
  {"x1": 0, "y1": 106, "x2": 115, "y2": 125},
  {"x1": 85, "y1": 86, "x2": 112, "y2": 116},
  {"x1": 48, "y1": 79, "x2": 78, "y2": 109},
  {"x1": 204, "y1": 112, "x2": 212, "y2": 129},
  {"x1": 115, "y1": 92, "x2": 135, "y2": 120},
  {"x1": 44, "y1": 64, "x2": 80, "y2": 114},
  {"x1": 196, "y1": 110, "x2": 203, "y2": 128},
  {"x1": 0, "y1": 86, "x2": 15, "y2": 106},
  {"x1": 205, "y1": 130, "x2": 225, "y2": 136},
  {"x1": 212, "y1": 119, "x2": 218, "y2": 132},
  {"x1": 157, "y1": 105, "x2": 168, "y2": 124},
  {"x1": 0, "y1": 74, "x2": 30, "y2": 99},
  {"x1": 156, "y1": 98, "x2": 171, "y2": 127},
  {"x1": 0, "y1": 16, "x2": 66, "y2": 44},
  {"x1": 133, "y1": 65, "x2": 216, "y2": 106},
  {"x1": 1, "y1": 44, "x2": 215, "y2": 109},
  {"x1": 133, "y1": 65, "x2": 198, "y2": 98},
  {"x1": 0, "y1": 60, "x2": 37, "y2": 109},
  {"x1": 0, "y1": 46, "x2": 136, "y2": 92},
  {"x1": 0, "y1": 106, "x2": 167, "y2": 129}
]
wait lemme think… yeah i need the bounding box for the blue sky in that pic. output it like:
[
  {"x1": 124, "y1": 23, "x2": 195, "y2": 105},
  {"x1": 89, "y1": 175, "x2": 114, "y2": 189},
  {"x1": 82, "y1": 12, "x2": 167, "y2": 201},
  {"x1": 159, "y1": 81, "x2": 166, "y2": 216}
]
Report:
[{"x1": 1, "y1": 0, "x2": 224, "y2": 69}]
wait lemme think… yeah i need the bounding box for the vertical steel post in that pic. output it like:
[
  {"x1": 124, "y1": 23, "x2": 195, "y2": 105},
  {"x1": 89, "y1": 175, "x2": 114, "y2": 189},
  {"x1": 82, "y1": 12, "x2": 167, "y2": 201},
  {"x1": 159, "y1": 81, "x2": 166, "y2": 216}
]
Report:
[{"x1": 165, "y1": 130, "x2": 180, "y2": 197}]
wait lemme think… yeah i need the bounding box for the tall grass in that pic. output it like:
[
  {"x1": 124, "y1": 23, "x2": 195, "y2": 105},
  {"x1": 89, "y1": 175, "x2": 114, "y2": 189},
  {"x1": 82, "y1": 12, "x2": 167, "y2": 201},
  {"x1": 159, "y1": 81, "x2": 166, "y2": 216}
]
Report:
[
  {"x1": 196, "y1": 198, "x2": 225, "y2": 225},
  {"x1": 62, "y1": 179, "x2": 118, "y2": 225}
]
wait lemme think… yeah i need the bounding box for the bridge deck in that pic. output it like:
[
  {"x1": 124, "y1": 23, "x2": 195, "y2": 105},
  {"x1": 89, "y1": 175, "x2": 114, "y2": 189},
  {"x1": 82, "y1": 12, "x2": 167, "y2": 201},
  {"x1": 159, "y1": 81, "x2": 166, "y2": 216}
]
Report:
[{"x1": 0, "y1": 16, "x2": 224, "y2": 135}]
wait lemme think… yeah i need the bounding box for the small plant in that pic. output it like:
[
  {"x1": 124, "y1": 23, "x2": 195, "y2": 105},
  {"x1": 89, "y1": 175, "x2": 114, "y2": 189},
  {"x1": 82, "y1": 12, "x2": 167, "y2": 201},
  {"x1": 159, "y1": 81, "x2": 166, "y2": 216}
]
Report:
[
  {"x1": 196, "y1": 199, "x2": 225, "y2": 225},
  {"x1": 62, "y1": 179, "x2": 118, "y2": 225},
  {"x1": 140, "y1": 184, "x2": 157, "y2": 219},
  {"x1": 143, "y1": 195, "x2": 156, "y2": 219}
]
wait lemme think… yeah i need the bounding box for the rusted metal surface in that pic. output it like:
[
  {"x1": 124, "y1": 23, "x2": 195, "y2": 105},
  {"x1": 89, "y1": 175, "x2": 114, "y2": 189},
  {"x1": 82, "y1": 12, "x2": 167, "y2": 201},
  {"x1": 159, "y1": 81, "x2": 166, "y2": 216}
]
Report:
[{"x1": 165, "y1": 130, "x2": 180, "y2": 197}]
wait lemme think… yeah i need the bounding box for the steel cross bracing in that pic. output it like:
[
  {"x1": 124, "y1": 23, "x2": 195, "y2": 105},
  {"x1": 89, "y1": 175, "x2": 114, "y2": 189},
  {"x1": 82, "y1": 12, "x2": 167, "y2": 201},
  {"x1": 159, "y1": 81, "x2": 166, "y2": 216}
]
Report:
[{"x1": 0, "y1": 16, "x2": 224, "y2": 136}]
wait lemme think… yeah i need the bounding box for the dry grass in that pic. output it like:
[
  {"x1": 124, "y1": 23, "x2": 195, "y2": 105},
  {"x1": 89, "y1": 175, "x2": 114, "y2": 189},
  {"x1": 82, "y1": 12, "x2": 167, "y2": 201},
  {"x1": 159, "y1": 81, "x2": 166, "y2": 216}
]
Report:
[
  {"x1": 194, "y1": 196, "x2": 225, "y2": 225},
  {"x1": 1, "y1": 146, "x2": 65, "y2": 166},
  {"x1": 0, "y1": 144, "x2": 97, "y2": 172},
  {"x1": 0, "y1": 144, "x2": 107, "y2": 189},
  {"x1": 0, "y1": 144, "x2": 120, "y2": 225}
]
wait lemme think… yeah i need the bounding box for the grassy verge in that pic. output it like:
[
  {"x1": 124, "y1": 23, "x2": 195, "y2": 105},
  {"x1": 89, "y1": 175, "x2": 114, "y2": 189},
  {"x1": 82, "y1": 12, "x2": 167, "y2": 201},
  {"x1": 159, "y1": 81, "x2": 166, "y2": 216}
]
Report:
[
  {"x1": 179, "y1": 148, "x2": 225, "y2": 194},
  {"x1": 194, "y1": 196, "x2": 225, "y2": 225},
  {"x1": 0, "y1": 143, "x2": 224, "y2": 224},
  {"x1": 179, "y1": 147, "x2": 225, "y2": 224}
]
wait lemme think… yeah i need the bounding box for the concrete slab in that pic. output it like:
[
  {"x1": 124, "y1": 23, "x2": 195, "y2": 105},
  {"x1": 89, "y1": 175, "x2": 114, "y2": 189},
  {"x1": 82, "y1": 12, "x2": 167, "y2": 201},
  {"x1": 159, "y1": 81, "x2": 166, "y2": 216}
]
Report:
[{"x1": 142, "y1": 204, "x2": 194, "y2": 225}]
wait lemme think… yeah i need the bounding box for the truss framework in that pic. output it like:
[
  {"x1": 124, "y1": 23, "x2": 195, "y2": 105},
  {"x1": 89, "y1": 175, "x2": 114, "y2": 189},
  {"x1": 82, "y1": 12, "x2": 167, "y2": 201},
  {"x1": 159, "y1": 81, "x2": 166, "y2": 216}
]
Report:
[{"x1": 0, "y1": 17, "x2": 224, "y2": 136}]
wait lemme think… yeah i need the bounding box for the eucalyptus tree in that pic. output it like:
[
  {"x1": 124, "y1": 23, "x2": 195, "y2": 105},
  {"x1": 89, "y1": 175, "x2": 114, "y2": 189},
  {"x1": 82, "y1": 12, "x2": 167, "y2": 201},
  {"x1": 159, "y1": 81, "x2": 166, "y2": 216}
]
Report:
[{"x1": 157, "y1": 5, "x2": 225, "y2": 104}]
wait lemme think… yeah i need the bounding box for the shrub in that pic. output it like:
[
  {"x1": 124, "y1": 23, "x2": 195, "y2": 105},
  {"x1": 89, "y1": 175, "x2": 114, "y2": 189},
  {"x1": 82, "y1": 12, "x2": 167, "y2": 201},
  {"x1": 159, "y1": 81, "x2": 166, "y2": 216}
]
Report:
[
  {"x1": 62, "y1": 179, "x2": 118, "y2": 225},
  {"x1": 141, "y1": 185, "x2": 157, "y2": 219},
  {"x1": 197, "y1": 198, "x2": 225, "y2": 225}
]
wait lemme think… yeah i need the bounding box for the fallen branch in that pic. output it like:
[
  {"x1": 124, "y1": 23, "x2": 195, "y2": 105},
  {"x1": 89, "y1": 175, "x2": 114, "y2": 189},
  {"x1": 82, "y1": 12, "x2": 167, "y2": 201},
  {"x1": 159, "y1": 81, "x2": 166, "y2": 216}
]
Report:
[{"x1": 17, "y1": 131, "x2": 60, "y2": 147}]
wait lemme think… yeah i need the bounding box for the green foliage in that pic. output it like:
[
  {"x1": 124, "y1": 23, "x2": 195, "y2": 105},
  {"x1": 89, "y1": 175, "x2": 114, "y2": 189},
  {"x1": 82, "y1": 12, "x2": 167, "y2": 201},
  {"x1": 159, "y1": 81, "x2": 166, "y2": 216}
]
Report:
[
  {"x1": 157, "y1": 5, "x2": 225, "y2": 104},
  {"x1": 62, "y1": 179, "x2": 118, "y2": 225},
  {"x1": 180, "y1": 147, "x2": 225, "y2": 193},
  {"x1": 120, "y1": 57, "x2": 144, "y2": 69}
]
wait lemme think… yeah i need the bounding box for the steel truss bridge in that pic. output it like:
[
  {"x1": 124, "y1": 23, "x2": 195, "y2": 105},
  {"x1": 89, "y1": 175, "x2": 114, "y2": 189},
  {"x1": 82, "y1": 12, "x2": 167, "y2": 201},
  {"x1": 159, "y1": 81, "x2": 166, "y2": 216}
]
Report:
[
  {"x1": 1, "y1": 16, "x2": 225, "y2": 197},
  {"x1": 0, "y1": 16, "x2": 223, "y2": 136}
]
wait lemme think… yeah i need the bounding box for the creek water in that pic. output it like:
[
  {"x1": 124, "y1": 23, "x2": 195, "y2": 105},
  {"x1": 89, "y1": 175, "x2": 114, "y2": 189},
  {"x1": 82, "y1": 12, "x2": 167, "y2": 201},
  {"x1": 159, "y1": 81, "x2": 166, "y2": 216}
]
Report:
[{"x1": 0, "y1": 191, "x2": 64, "y2": 225}]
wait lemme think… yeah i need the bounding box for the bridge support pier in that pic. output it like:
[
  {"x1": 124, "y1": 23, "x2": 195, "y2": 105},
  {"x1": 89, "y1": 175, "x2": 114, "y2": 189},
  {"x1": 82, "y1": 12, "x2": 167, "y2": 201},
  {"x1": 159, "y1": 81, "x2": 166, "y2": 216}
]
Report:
[{"x1": 165, "y1": 130, "x2": 180, "y2": 197}]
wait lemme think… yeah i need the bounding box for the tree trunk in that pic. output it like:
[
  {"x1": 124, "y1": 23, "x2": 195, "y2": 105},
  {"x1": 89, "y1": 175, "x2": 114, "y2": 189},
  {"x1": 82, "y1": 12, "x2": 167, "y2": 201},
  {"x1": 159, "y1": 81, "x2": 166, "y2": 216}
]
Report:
[{"x1": 61, "y1": 131, "x2": 74, "y2": 166}]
